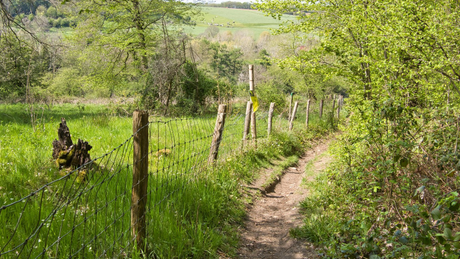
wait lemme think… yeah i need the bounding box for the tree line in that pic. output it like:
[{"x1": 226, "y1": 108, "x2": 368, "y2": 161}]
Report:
[{"x1": 0, "y1": 0, "x2": 348, "y2": 115}]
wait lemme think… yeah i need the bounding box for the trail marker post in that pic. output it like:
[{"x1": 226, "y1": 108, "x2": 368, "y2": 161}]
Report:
[{"x1": 243, "y1": 101, "x2": 252, "y2": 146}]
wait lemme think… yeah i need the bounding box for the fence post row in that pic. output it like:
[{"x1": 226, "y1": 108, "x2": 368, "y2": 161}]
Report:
[
  {"x1": 289, "y1": 101, "x2": 299, "y2": 131},
  {"x1": 306, "y1": 99, "x2": 311, "y2": 127},
  {"x1": 132, "y1": 110, "x2": 149, "y2": 252},
  {"x1": 208, "y1": 104, "x2": 227, "y2": 164},
  {"x1": 268, "y1": 102, "x2": 275, "y2": 136}
]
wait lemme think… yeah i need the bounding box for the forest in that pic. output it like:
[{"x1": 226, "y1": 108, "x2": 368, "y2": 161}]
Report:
[{"x1": 2, "y1": 0, "x2": 460, "y2": 258}]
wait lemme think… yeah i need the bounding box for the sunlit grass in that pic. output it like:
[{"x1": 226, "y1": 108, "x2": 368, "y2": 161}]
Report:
[{"x1": 0, "y1": 101, "x2": 335, "y2": 258}]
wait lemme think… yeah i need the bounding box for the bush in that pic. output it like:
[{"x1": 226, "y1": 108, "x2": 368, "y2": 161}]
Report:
[
  {"x1": 295, "y1": 99, "x2": 460, "y2": 258},
  {"x1": 256, "y1": 82, "x2": 287, "y2": 111}
]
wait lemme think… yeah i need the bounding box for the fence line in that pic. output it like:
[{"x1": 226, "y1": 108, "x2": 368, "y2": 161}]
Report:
[{"x1": 0, "y1": 96, "x2": 344, "y2": 258}]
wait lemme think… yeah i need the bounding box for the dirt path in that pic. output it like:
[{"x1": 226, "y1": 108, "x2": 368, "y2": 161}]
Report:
[{"x1": 238, "y1": 139, "x2": 333, "y2": 259}]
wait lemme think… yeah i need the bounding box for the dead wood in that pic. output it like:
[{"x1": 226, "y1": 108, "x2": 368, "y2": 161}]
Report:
[{"x1": 52, "y1": 118, "x2": 92, "y2": 169}]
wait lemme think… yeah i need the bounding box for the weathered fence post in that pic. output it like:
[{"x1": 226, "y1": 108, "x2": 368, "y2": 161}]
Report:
[
  {"x1": 319, "y1": 99, "x2": 324, "y2": 119},
  {"x1": 306, "y1": 99, "x2": 311, "y2": 127},
  {"x1": 249, "y1": 65, "x2": 257, "y2": 148},
  {"x1": 132, "y1": 110, "x2": 149, "y2": 251},
  {"x1": 208, "y1": 104, "x2": 227, "y2": 164},
  {"x1": 288, "y1": 93, "x2": 293, "y2": 121},
  {"x1": 289, "y1": 101, "x2": 299, "y2": 131},
  {"x1": 251, "y1": 109, "x2": 257, "y2": 148},
  {"x1": 336, "y1": 97, "x2": 341, "y2": 120},
  {"x1": 268, "y1": 102, "x2": 275, "y2": 136},
  {"x1": 243, "y1": 101, "x2": 252, "y2": 146},
  {"x1": 331, "y1": 98, "x2": 336, "y2": 128}
]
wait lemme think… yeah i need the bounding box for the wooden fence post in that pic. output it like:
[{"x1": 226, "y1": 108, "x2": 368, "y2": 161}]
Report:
[
  {"x1": 306, "y1": 99, "x2": 311, "y2": 127},
  {"x1": 208, "y1": 104, "x2": 227, "y2": 164},
  {"x1": 243, "y1": 101, "x2": 252, "y2": 146},
  {"x1": 337, "y1": 97, "x2": 341, "y2": 120},
  {"x1": 331, "y1": 98, "x2": 336, "y2": 128},
  {"x1": 319, "y1": 99, "x2": 324, "y2": 119},
  {"x1": 288, "y1": 93, "x2": 293, "y2": 121},
  {"x1": 289, "y1": 101, "x2": 299, "y2": 131},
  {"x1": 132, "y1": 110, "x2": 149, "y2": 251},
  {"x1": 268, "y1": 102, "x2": 275, "y2": 136}
]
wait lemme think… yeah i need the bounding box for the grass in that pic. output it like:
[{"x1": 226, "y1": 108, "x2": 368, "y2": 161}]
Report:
[
  {"x1": 0, "y1": 101, "x2": 335, "y2": 258},
  {"x1": 261, "y1": 155, "x2": 299, "y2": 191},
  {"x1": 185, "y1": 7, "x2": 296, "y2": 38}
]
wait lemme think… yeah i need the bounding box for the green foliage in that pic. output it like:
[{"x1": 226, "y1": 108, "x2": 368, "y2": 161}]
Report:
[
  {"x1": 257, "y1": 82, "x2": 286, "y2": 110},
  {"x1": 257, "y1": 49, "x2": 271, "y2": 68},
  {"x1": 257, "y1": 0, "x2": 460, "y2": 257},
  {"x1": 208, "y1": 41, "x2": 243, "y2": 84},
  {"x1": 45, "y1": 6, "x2": 58, "y2": 19},
  {"x1": 0, "y1": 33, "x2": 50, "y2": 100}
]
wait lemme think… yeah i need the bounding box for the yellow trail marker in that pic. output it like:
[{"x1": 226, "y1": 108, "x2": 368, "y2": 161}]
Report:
[{"x1": 249, "y1": 90, "x2": 259, "y2": 112}]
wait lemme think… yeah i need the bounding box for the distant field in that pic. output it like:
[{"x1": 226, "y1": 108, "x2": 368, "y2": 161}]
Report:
[
  {"x1": 185, "y1": 7, "x2": 296, "y2": 38},
  {"x1": 42, "y1": 7, "x2": 294, "y2": 39}
]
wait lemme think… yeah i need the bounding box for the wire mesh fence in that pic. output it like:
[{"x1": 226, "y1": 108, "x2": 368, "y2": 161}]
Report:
[
  {"x1": 0, "y1": 136, "x2": 135, "y2": 258},
  {"x1": 0, "y1": 96, "x2": 344, "y2": 258}
]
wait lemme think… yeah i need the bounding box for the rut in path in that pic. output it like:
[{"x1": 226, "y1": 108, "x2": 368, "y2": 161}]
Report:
[{"x1": 238, "y1": 139, "x2": 333, "y2": 259}]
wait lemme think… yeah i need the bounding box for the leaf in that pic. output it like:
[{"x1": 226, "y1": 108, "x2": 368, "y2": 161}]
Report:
[
  {"x1": 400, "y1": 157, "x2": 409, "y2": 167},
  {"x1": 398, "y1": 236, "x2": 409, "y2": 244},
  {"x1": 431, "y1": 206, "x2": 442, "y2": 220},
  {"x1": 444, "y1": 227, "x2": 453, "y2": 240},
  {"x1": 414, "y1": 185, "x2": 425, "y2": 196},
  {"x1": 453, "y1": 241, "x2": 460, "y2": 249}
]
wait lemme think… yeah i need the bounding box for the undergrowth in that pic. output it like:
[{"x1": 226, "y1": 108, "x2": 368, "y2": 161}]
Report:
[{"x1": 293, "y1": 100, "x2": 460, "y2": 258}]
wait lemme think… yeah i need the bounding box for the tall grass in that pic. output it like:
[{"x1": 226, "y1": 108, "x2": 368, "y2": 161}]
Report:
[{"x1": 0, "y1": 101, "x2": 335, "y2": 258}]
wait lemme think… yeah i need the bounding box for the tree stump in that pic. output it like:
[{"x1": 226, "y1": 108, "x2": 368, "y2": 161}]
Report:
[{"x1": 52, "y1": 118, "x2": 92, "y2": 170}]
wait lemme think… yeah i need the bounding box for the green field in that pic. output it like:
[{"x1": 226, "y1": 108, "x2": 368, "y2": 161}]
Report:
[
  {"x1": 0, "y1": 100, "x2": 335, "y2": 258},
  {"x1": 185, "y1": 7, "x2": 296, "y2": 38}
]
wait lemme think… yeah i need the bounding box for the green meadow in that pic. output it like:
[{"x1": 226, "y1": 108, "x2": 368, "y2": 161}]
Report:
[
  {"x1": 186, "y1": 7, "x2": 297, "y2": 38},
  {"x1": 0, "y1": 101, "x2": 333, "y2": 258}
]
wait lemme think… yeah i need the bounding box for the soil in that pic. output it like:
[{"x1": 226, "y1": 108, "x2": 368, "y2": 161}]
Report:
[{"x1": 237, "y1": 138, "x2": 333, "y2": 259}]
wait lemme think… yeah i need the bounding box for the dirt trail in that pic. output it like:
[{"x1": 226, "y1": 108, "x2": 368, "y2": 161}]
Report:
[{"x1": 238, "y1": 139, "x2": 333, "y2": 259}]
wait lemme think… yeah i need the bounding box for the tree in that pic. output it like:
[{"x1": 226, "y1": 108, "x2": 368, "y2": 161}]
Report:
[
  {"x1": 256, "y1": 0, "x2": 460, "y2": 103},
  {"x1": 65, "y1": 0, "x2": 196, "y2": 105},
  {"x1": 257, "y1": 1, "x2": 460, "y2": 257}
]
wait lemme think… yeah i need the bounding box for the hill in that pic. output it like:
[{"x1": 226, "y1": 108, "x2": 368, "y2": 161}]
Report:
[{"x1": 185, "y1": 7, "x2": 296, "y2": 38}]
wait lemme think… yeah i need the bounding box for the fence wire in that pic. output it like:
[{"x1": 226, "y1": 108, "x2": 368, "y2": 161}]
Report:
[
  {"x1": 0, "y1": 97, "x2": 343, "y2": 258},
  {"x1": 0, "y1": 136, "x2": 135, "y2": 258}
]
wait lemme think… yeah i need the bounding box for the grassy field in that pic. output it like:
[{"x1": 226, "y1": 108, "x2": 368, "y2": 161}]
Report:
[
  {"x1": 0, "y1": 101, "x2": 335, "y2": 258},
  {"x1": 185, "y1": 7, "x2": 296, "y2": 38}
]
